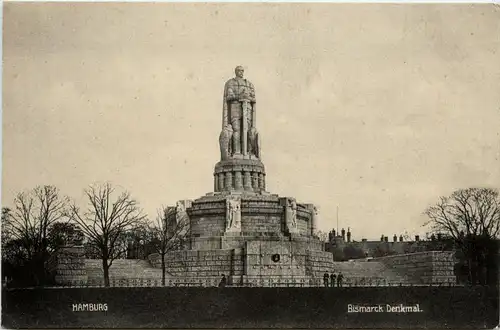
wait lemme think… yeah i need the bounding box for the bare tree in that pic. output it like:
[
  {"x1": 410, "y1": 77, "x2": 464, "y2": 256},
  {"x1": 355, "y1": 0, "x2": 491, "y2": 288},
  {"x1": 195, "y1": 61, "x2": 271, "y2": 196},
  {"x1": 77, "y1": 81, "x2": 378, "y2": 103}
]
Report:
[
  {"x1": 316, "y1": 230, "x2": 329, "y2": 242},
  {"x1": 2, "y1": 186, "x2": 70, "y2": 285},
  {"x1": 424, "y1": 187, "x2": 500, "y2": 284},
  {"x1": 149, "y1": 206, "x2": 190, "y2": 286},
  {"x1": 424, "y1": 188, "x2": 500, "y2": 240},
  {"x1": 68, "y1": 183, "x2": 146, "y2": 287},
  {"x1": 2, "y1": 207, "x2": 14, "y2": 252}
]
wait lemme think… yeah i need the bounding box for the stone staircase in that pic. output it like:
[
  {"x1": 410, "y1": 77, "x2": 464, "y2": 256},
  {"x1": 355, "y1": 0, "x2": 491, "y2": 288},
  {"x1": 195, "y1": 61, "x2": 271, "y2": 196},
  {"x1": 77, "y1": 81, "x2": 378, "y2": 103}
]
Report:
[
  {"x1": 85, "y1": 259, "x2": 225, "y2": 287},
  {"x1": 85, "y1": 259, "x2": 164, "y2": 282},
  {"x1": 375, "y1": 251, "x2": 456, "y2": 285},
  {"x1": 330, "y1": 261, "x2": 411, "y2": 285}
]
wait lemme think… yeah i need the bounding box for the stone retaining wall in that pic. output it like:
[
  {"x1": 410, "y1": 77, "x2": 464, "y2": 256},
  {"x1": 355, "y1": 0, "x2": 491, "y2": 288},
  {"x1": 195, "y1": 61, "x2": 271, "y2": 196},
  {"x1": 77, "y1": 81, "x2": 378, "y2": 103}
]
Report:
[
  {"x1": 376, "y1": 251, "x2": 455, "y2": 284},
  {"x1": 245, "y1": 241, "x2": 307, "y2": 277},
  {"x1": 149, "y1": 249, "x2": 245, "y2": 277},
  {"x1": 148, "y1": 240, "x2": 332, "y2": 282},
  {"x1": 307, "y1": 250, "x2": 336, "y2": 277}
]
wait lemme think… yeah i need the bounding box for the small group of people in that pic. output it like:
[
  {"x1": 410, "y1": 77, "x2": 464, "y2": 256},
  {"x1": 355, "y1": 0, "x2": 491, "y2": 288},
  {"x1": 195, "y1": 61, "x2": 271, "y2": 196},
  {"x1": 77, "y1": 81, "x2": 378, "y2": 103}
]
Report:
[
  {"x1": 219, "y1": 273, "x2": 345, "y2": 288},
  {"x1": 323, "y1": 272, "x2": 344, "y2": 287}
]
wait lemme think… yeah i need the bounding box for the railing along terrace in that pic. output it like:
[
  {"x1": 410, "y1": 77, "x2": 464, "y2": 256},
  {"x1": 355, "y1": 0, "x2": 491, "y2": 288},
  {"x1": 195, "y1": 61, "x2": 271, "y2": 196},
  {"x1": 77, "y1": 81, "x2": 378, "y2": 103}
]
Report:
[{"x1": 51, "y1": 277, "x2": 461, "y2": 288}]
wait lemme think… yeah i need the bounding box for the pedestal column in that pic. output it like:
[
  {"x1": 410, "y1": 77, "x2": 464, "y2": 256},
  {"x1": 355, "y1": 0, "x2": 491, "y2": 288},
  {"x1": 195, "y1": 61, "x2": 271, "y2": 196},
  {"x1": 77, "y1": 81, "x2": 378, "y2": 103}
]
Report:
[
  {"x1": 235, "y1": 171, "x2": 243, "y2": 190},
  {"x1": 243, "y1": 171, "x2": 252, "y2": 191},
  {"x1": 218, "y1": 174, "x2": 225, "y2": 192},
  {"x1": 258, "y1": 173, "x2": 265, "y2": 190},
  {"x1": 225, "y1": 172, "x2": 233, "y2": 190},
  {"x1": 251, "y1": 172, "x2": 259, "y2": 190}
]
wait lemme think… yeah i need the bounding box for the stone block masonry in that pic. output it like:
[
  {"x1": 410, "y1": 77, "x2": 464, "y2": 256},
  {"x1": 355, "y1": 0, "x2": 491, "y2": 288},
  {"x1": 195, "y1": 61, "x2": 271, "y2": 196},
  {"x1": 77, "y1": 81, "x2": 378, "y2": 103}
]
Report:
[
  {"x1": 241, "y1": 215, "x2": 281, "y2": 233},
  {"x1": 376, "y1": 251, "x2": 456, "y2": 284},
  {"x1": 186, "y1": 192, "x2": 318, "y2": 252},
  {"x1": 149, "y1": 249, "x2": 245, "y2": 278},
  {"x1": 55, "y1": 246, "x2": 88, "y2": 286}
]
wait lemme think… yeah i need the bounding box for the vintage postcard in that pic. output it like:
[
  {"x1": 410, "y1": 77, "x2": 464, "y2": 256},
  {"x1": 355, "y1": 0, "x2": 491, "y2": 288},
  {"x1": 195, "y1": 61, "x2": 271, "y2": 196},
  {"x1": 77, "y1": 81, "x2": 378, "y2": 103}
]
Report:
[{"x1": 1, "y1": 2, "x2": 499, "y2": 329}]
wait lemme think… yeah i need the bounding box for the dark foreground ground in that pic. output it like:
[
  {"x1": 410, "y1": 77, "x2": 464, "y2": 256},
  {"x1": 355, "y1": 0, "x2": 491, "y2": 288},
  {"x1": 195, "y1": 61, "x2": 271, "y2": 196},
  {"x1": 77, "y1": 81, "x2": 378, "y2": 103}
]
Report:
[{"x1": 2, "y1": 286, "x2": 498, "y2": 329}]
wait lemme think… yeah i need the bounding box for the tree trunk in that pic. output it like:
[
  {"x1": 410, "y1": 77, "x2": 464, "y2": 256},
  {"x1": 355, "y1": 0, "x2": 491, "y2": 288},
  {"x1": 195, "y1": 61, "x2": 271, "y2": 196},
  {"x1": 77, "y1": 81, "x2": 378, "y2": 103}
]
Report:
[
  {"x1": 161, "y1": 253, "x2": 166, "y2": 286},
  {"x1": 467, "y1": 257, "x2": 473, "y2": 285},
  {"x1": 33, "y1": 255, "x2": 45, "y2": 286},
  {"x1": 102, "y1": 258, "x2": 110, "y2": 287},
  {"x1": 486, "y1": 243, "x2": 499, "y2": 285},
  {"x1": 33, "y1": 260, "x2": 41, "y2": 287}
]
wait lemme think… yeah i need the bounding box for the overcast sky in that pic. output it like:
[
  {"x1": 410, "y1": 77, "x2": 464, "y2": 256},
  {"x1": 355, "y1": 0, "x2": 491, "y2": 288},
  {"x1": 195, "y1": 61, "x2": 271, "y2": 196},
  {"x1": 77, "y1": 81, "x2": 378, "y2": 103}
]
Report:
[{"x1": 3, "y1": 3, "x2": 500, "y2": 240}]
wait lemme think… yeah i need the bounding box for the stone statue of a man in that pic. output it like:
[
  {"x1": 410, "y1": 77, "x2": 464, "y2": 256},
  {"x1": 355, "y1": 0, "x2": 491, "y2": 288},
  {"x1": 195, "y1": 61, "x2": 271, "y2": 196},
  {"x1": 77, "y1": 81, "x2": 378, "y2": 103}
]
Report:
[{"x1": 221, "y1": 66, "x2": 258, "y2": 158}]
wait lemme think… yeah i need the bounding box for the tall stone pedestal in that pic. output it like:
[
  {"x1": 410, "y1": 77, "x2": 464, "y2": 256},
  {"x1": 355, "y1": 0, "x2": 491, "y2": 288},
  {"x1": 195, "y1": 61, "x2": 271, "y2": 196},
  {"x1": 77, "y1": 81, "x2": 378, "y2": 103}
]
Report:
[{"x1": 146, "y1": 67, "x2": 327, "y2": 287}]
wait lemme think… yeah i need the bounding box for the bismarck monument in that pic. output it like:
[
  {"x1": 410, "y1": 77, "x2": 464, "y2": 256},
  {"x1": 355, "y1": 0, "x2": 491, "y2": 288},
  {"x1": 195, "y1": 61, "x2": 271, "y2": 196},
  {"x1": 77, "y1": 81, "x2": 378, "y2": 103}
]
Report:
[{"x1": 149, "y1": 66, "x2": 334, "y2": 286}]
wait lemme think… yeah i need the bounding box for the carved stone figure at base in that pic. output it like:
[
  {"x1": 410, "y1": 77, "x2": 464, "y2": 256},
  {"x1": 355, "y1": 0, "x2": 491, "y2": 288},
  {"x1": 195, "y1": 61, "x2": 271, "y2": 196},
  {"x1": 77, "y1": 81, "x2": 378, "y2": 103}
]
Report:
[
  {"x1": 290, "y1": 200, "x2": 297, "y2": 228},
  {"x1": 226, "y1": 197, "x2": 242, "y2": 231},
  {"x1": 176, "y1": 201, "x2": 185, "y2": 223},
  {"x1": 285, "y1": 198, "x2": 298, "y2": 233},
  {"x1": 175, "y1": 200, "x2": 192, "y2": 227}
]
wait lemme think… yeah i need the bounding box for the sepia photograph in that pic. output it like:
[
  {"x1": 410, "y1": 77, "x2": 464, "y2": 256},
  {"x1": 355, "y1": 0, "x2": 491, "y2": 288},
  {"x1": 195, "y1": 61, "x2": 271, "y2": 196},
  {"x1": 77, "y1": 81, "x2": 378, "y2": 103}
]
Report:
[{"x1": 1, "y1": 2, "x2": 499, "y2": 328}]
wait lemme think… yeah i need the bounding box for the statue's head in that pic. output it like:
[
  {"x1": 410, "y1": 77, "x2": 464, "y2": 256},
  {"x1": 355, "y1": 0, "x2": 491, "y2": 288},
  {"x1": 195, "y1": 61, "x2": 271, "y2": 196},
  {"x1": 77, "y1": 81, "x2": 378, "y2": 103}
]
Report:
[{"x1": 235, "y1": 66, "x2": 244, "y2": 78}]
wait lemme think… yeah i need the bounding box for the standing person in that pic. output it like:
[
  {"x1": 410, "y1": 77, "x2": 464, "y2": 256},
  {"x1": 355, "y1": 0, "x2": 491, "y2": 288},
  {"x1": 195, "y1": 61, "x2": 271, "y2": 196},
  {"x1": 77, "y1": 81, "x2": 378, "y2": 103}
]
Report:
[
  {"x1": 219, "y1": 274, "x2": 227, "y2": 288},
  {"x1": 323, "y1": 272, "x2": 329, "y2": 287},
  {"x1": 337, "y1": 272, "x2": 344, "y2": 287},
  {"x1": 330, "y1": 273, "x2": 337, "y2": 287}
]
